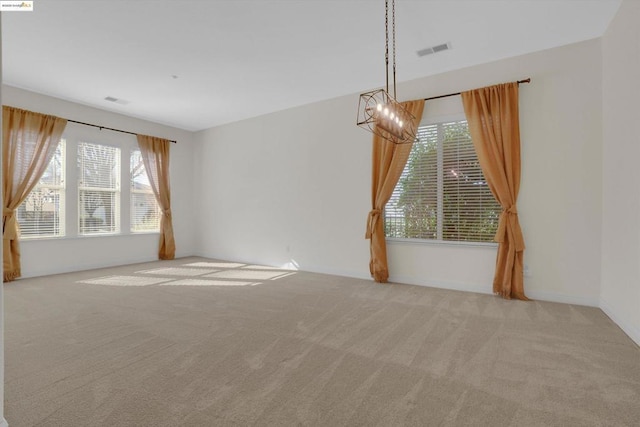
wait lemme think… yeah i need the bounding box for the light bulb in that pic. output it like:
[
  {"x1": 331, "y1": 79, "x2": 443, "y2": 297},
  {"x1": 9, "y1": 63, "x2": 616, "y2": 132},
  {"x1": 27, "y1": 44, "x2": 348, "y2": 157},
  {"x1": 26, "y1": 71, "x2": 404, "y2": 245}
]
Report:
[
  {"x1": 395, "y1": 116, "x2": 399, "y2": 124},
  {"x1": 376, "y1": 103, "x2": 382, "y2": 112},
  {"x1": 399, "y1": 121, "x2": 403, "y2": 127},
  {"x1": 390, "y1": 112, "x2": 395, "y2": 120},
  {"x1": 383, "y1": 108, "x2": 389, "y2": 116}
]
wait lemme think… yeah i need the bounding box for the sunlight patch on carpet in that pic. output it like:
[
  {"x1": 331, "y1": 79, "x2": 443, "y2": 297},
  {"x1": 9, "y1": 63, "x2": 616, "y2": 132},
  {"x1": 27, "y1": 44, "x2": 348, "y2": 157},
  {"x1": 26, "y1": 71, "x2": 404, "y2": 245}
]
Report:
[
  {"x1": 183, "y1": 262, "x2": 246, "y2": 268},
  {"x1": 136, "y1": 267, "x2": 218, "y2": 276},
  {"x1": 241, "y1": 265, "x2": 287, "y2": 271},
  {"x1": 204, "y1": 270, "x2": 293, "y2": 280},
  {"x1": 78, "y1": 275, "x2": 172, "y2": 287},
  {"x1": 158, "y1": 279, "x2": 259, "y2": 287}
]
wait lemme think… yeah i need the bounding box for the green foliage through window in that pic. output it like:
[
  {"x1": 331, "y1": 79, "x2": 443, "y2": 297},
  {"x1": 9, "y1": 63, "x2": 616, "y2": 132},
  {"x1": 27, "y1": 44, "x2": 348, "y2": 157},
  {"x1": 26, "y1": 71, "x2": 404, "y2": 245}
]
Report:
[{"x1": 385, "y1": 120, "x2": 500, "y2": 243}]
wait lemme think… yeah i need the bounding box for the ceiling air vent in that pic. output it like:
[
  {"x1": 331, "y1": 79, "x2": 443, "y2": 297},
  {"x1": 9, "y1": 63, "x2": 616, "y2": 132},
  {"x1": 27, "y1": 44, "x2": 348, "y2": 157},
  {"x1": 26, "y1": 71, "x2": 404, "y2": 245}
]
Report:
[
  {"x1": 417, "y1": 42, "x2": 452, "y2": 57},
  {"x1": 104, "y1": 96, "x2": 129, "y2": 105}
]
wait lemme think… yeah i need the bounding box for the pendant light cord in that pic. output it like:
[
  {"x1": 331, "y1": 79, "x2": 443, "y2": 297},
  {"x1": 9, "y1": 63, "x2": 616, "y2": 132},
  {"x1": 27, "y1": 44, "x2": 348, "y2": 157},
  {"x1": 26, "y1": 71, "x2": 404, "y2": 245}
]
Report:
[
  {"x1": 392, "y1": 0, "x2": 396, "y2": 99},
  {"x1": 385, "y1": 0, "x2": 389, "y2": 94},
  {"x1": 384, "y1": 0, "x2": 397, "y2": 99}
]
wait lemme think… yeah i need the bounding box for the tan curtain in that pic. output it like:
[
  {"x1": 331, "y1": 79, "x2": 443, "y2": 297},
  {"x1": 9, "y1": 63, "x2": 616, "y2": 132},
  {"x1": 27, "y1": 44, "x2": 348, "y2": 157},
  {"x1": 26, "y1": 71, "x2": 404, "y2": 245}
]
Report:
[
  {"x1": 366, "y1": 99, "x2": 425, "y2": 282},
  {"x1": 136, "y1": 134, "x2": 176, "y2": 260},
  {"x1": 461, "y1": 83, "x2": 528, "y2": 300},
  {"x1": 2, "y1": 106, "x2": 67, "y2": 282}
]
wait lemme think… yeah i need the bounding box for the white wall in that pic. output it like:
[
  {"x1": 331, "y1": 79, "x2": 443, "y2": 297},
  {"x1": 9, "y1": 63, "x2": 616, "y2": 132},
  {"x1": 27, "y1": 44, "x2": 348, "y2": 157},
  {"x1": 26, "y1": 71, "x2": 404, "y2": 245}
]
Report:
[
  {"x1": 2, "y1": 85, "x2": 197, "y2": 277},
  {"x1": 193, "y1": 95, "x2": 372, "y2": 277},
  {"x1": 194, "y1": 39, "x2": 604, "y2": 306},
  {"x1": 601, "y1": 0, "x2": 640, "y2": 345},
  {"x1": 0, "y1": 18, "x2": 7, "y2": 427},
  {"x1": 393, "y1": 39, "x2": 603, "y2": 305}
]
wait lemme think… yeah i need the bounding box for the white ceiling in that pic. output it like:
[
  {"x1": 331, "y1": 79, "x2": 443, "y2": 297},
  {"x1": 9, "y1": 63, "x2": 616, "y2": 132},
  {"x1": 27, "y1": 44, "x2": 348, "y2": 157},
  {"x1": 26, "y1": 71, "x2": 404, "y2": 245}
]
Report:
[{"x1": 2, "y1": 0, "x2": 622, "y2": 131}]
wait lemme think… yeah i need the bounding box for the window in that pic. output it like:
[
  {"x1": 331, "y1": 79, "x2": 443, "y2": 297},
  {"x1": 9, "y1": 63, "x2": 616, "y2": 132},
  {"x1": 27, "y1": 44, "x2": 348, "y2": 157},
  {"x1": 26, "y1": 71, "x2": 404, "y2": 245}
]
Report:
[
  {"x1": 385, "y1": 120, "x2": 500, "y2": 243},
  {"x1": 18, "y1": 131, "x2": 163, "y2": 240},
  {"x1": 17, "y1": 140, "x2": 66, "y2": 238},
  {"x1": 130, "y1": 149, "x2": 160, "y2": 232},
  {"x1": 78, "y1": 142, "x2": 120, "y2": 234}
]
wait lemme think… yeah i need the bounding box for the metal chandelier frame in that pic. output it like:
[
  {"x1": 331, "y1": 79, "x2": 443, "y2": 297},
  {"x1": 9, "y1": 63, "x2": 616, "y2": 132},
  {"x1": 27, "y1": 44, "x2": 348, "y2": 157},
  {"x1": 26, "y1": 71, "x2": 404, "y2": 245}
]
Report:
[{"x1": 357, "y1": 0, "x2": 416, "y2": 144}]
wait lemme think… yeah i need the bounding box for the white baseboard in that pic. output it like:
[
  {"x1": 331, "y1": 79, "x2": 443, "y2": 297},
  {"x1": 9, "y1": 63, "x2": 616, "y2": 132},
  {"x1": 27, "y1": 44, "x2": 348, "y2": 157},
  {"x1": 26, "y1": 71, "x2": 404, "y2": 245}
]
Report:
[
  {"x1": 296, "y1": 264, "x2": 371, "y2": 281},
  {"x1": 20, "y1": 254, "x2": 160, "y2": 279},
  {"x1": 388, "y1": 274, "x2": 494, "y2": 296},
  {"x1": 194, "y1": 251, "x2": 373, "y2": 281},
  {"x1": 196, "y1": 253, "x2": 636, "y2": 347},
  {"x1": 525, "y1": 290, "x2": 599, "y2": 307},
  {"x1": 392, "y1": 275, "x2": 636, "y2": 346},
  {"x1": 389, "y1": 275, "x2": 600, "y2": 307},
  {"x1": 600, "y1": 298, "x2": 640, "y2": 347},
  {"x1": 0, "y1": 417, "x2": 8, "y2": 427}
]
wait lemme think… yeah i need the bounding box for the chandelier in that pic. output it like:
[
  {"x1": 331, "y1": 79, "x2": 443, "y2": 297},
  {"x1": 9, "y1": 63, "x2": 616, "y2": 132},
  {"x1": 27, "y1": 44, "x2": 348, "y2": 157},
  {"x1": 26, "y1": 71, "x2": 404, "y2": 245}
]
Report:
[{"x1": 357, "y1": 0, "x2": 416, "y2": 144}]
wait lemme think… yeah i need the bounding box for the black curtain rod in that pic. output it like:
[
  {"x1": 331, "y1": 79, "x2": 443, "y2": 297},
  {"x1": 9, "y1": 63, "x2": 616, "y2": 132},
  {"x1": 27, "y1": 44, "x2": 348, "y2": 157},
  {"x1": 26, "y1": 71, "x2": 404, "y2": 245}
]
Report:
[
  {"x1": 424, "y1": 78, "x2": 531, "y2": 102},
  {"x1": 67, "y1": 119, "x2": 177, "y2": 144}
]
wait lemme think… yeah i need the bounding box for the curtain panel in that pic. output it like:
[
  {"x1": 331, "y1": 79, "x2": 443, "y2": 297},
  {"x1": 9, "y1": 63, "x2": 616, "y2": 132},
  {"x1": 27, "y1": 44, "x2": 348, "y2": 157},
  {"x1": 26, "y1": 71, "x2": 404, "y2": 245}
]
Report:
[
  {"x1": 366, "y1": 99, "x2": 425, "y2": 282},
  {"x1": 461, "y1": 83, "x2": 528, "y2": 300},
  {"x1": 136, "y1": 134, "x2": 176, "y2": 260},
  {"x1": 2, "y1": 106, "x2": 67, "y2": 282}
]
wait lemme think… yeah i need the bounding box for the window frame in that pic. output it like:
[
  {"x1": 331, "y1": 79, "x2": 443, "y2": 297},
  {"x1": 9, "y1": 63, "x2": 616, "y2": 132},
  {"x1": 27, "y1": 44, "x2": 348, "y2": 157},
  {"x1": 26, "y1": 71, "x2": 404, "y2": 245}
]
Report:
[
  {"x1": 385, "y1": 114, "x2": 500, "y2": 247},
  {"x1": 17, "y1": 139, "x2": 66, "y2": 239},
  {"x1": 17, "y1": 123, "x2": 162, "y2": 242},
  {"x1": 130, "y1": 148, "x2": 161, "y2": 233},
  {"x1": 77, "y1": 141, "x2": 122, "y2": 235}
]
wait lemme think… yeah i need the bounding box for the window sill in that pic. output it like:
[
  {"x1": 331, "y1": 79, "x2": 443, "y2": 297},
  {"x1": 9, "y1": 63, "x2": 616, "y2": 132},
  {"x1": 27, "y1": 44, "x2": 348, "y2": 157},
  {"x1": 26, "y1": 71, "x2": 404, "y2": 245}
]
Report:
[
  {"x1": 20, "y1": 232, "x2": 159, "y2": 242},
  {"x1": 386, "y1": 237, "x2": 498, "y2": 249}
]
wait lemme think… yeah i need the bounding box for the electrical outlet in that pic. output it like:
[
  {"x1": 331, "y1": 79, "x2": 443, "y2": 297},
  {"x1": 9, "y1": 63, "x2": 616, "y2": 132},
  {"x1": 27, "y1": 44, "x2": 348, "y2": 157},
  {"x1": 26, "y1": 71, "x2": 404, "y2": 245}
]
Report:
[{"x1": 524, "y1": 264, "x2": 532, "y2": 277}]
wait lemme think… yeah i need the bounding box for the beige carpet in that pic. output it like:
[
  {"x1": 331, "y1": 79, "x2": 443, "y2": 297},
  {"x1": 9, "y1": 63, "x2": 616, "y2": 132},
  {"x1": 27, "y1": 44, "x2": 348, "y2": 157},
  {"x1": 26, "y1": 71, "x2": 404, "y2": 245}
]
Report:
[{"x1": 4, "y1": 257, "x2": 640, "y2": 426}]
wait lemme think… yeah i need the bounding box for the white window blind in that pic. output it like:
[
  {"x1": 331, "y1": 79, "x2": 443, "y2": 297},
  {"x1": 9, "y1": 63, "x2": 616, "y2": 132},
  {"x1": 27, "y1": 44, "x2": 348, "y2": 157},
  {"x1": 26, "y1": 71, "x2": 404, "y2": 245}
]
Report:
[
  {"x1": 130, "y1": 149, "x2": 160, "y2": 232},
  {"x1": 17, "y1": 140, "x2": 66, "y2": 238},
  {"x1": 385, "y1": 120, "x2": 500, "y2": 243},
  {"x1": 78, "y1": 142, "x2": 120, "y2": 234}
]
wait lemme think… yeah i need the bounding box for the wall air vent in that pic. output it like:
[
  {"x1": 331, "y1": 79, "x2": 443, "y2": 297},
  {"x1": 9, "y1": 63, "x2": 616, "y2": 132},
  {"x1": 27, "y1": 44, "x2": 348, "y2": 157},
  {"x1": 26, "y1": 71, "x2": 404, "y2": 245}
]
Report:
[{"x1": 417, "y1": 42, "x2": 452, "y2": 57}]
